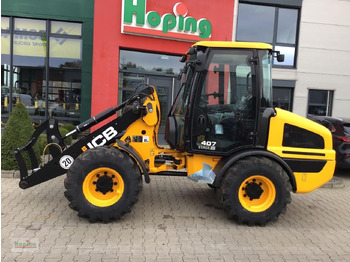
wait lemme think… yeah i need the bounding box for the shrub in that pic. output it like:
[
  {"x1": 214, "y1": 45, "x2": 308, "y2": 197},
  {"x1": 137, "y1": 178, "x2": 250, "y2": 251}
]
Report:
[
  {"x1": 61, "y1": 124, "x2": 77, "y2": 139},
  {"x1": 37, "y1": 134, "x2": 48, "y2": 155},
  {"x1": 59, "y1": 127, "x2": 73, "y2": 145},
  {"x1": 1, "y1": 103, "x2": 40, "y2": 170}
]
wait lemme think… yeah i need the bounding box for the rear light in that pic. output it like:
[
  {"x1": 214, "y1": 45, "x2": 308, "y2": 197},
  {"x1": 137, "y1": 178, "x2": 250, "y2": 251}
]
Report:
[{"x1": 337, "y1": 136, "x2": 350, "y2": 143}]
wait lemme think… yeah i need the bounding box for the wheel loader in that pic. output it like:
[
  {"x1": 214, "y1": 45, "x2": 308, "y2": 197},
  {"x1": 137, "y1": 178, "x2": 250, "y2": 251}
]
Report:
[{"x1": 14, "y1": 41, "x2": 335, "y2": 225}]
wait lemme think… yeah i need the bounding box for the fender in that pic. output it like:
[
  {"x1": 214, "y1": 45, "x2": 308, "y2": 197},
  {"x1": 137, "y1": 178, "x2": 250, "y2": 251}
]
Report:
[
  {"x1": 114, "y1": 140, "x2": 150, "y2": 183},
  {"x1": 212, "y1": 148, "x2": 297, "y2": 192}
]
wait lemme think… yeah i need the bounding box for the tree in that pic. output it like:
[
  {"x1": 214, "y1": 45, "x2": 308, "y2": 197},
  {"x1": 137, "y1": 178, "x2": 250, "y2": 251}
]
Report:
[{"x1": 1, "y1": 103, "x2": 40, "y2": 170}]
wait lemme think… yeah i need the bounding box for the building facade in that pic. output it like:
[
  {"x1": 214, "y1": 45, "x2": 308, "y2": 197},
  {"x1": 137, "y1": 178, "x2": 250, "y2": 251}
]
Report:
[{"x1": 2, "y1": 0, "x2": 350, "y2": 128}]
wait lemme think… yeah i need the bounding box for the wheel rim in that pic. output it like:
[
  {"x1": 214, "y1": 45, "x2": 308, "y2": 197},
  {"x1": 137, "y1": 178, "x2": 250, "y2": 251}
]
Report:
[
  {"x1": 83, "y1": 167, "x2": 124, "y2": 207},
  {"x1": 238, "y1": 175, "x2": 276, "y2": 213}
]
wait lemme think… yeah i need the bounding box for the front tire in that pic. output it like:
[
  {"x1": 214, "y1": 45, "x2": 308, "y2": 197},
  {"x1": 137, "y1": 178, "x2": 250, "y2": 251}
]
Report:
[
  {"x1": 64, "y1": 146, "x2": 142, "y2": 223},
  {"x1": 217, "y1": 156, "x2": 291, "y2": 226}
]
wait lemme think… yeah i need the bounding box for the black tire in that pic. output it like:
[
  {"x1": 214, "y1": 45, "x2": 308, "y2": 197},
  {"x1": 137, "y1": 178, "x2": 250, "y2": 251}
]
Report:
[
  {"x1": 217, "y1": 156, "x2": 292, "y2": 226},
  {"x1": 64, "y1": 146, "x2": 142, "y2": 223}
]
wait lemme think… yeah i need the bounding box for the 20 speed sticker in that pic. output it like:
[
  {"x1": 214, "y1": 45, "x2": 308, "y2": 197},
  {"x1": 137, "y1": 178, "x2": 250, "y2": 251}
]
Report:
[{"x1": 59, "y1": 155, "x2": 74, "y2": 169}]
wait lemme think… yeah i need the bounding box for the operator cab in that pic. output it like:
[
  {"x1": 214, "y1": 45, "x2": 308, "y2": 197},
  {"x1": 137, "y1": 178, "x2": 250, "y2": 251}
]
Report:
[{"x1": 165, "y1": 42, "x2": 277, "y2": 156}]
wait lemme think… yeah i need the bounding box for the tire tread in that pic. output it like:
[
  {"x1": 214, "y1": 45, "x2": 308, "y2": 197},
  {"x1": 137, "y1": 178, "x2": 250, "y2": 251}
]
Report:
[
  {"x1": 64, "y1": 146, "x2": 142, "y2": 223},
  {"x1": 217, "y1": 156, "x2": 292, "y2": 226}
]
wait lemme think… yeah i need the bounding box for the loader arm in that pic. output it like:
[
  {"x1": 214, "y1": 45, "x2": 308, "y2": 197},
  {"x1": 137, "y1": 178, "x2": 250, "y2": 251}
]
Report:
[{"x1": 14, "y1": 86, "x2": 154, "y2": 189}]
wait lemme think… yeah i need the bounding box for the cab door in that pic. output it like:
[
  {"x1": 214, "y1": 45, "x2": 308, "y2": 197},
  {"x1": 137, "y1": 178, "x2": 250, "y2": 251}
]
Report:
[{"x1": 190, "y1": 49, "x2": 257, "y2": 155}]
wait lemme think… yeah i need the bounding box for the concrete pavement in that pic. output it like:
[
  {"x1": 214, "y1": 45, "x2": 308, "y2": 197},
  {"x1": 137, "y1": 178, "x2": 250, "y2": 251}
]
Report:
[{"x1": 2, "y1": 170, "x2": 350, "y2": 261}]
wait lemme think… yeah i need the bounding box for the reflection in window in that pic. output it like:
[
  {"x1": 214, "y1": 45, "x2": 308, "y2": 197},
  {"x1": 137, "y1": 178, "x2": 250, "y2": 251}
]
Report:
[
  {"x1": 1, "y1": 17, "x2": 10, "y2": 30},
  {"x1": 51, "y1": 21, "x2": 82, "y2": 36},
  {"x1": 1, "y1": 14, "x2": 10, "y2": 113},
  {"x1": 14, "y1": 18, "x2": 46, "y2": 32},
  {"x1": 13, "y1": 34, "x2": 46, "y2": 66},
  {"x1": 236, "y1": 4, "x2": 275, "y2": 43},
  {"x1": 48, "y1": 36, "x2": 82, "y2": 119},
  {"x1": 308, "y1": 89, "x2": 333, "y2": 116},
  {"x1": 120, "y1": 50, "x2": 182, "y2": 75},
  {"x1": 273, "y1": 87, "x2": 293, "y2": 111},
  {"x1": 118, "y1": 72, "x2": 145, "y2": 106},
  {"x1": 118, "y1": 50, "x2": 182, "y2": 122},
  {"x1": 1, "y1": 16, "x2": 82, "y2": 123},
  {"x1": 237, "y1": 3, "x2": 299, "y2": 68},
  {"x1": 1, "y1": 68, "x2": 10, "y2": 113},
  {"x1": 277, "y1": 9, "x2": 298, "y2": 44},
  {"x1": 50, "y1": 38, "x2": 82, "y2": 67},
  {"x1": 12, "y1": 31, "x2": 46, "y2": 117}
]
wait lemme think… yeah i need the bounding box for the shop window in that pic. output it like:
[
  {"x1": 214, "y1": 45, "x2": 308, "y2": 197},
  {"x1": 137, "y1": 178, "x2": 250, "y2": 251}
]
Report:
[
  {"x1": 49, "y1": 36, "x2": 82, "y2": 119},
  {"x1": 1, "y1": 16, "x2": 10, "y2": 30},
  {"x1": 236, "y1": 2, "x2": 300, "y2": 67},
  {"x1": 118, "y1": 49, "x2": 182, "y2": 107},
  {"x1": 119, "y1": 50, "x2": 182, "y2": 75},
  {"x1": 272, "y1": 80, "x2": 295, "y2": 111},
  {"x1": 1, "y1": 16, "x2": 82, "y2": 123},
  {"x1": 1, "y1": 17, "x2": 11, "y2": 114},
  {"x1": 308, "y1": 89, "x2": 333, "y2": 116},
  {"x1": 118, "y1": 50, "x2": 182, "y2": 142},
  {"x1": 51, "y1": 21, "x2": 82, "y2": 36}
]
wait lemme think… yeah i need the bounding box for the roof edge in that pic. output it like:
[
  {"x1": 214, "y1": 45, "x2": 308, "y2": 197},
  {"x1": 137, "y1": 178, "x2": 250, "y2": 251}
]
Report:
[{"x1": 192, "y1": 41, "x2": 273, "y2": 50}]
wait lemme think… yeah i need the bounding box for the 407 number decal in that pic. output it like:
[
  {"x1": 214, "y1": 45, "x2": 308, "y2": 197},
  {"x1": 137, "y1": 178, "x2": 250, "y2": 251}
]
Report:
[{"x1": 198, "y1": 141, "x2": 217, "y2": 150}]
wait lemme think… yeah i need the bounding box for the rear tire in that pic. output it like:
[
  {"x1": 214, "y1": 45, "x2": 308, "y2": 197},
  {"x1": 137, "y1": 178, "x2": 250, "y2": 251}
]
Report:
[
  {"x1": 64, "y1": 146, "x2": 142, "y2": 223},
  {"x1": 217, "y1": 156, "x2": 291, "y2": 226}
]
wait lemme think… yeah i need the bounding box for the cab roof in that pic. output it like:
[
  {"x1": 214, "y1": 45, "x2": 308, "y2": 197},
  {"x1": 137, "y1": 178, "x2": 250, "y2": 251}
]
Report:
[{"x1": 192, "y1": 41, "x2": 273, "y2": 50}]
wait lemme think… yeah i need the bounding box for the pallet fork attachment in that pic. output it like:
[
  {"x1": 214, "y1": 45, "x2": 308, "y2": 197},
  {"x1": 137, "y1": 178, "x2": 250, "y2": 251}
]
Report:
[{"x1": 14, "y1": 118, "x2": 65, "y2": 186}]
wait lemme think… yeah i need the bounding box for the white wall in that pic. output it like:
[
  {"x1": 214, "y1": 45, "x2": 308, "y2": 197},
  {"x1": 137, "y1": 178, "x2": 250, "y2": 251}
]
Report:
[{"x1": 273, "y1": 0, "x2": 350, "y2": 118}]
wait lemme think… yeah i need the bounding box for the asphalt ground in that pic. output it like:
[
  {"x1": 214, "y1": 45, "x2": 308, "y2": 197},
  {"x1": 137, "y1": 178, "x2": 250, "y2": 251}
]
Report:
[{"x1": 1, "y1": 169, "x2": 350, "y2": 262}]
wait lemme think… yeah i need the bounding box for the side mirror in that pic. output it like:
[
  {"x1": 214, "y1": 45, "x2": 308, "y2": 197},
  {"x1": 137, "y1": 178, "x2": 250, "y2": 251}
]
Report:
[
  {"x1": 272, "y1": 50, "x2": 285, "y2": 63},
  {"x1": 277, "y1": 54, "x2": 285, "y2": 63},
  {"x1": 195, "y1": 52, "x2": 206, "y2": 71},
  {"x1": 180, "y1": 55, "x2": 187, "y2": 63}
]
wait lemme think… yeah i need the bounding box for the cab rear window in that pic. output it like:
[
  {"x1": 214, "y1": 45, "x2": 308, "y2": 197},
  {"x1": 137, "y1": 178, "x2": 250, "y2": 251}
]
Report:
[{"x1": 283, "y1": 124, "x2": 324, "y2": 149}]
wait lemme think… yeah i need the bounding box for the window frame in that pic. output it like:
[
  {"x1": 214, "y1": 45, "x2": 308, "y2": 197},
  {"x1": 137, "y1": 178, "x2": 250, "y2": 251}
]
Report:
[
  {"x1": 236, "y1": 1, "x2": 301, "y2": 69},
  {"x1": 307, "y1": 89, "x2": 334, "y2": 117}
]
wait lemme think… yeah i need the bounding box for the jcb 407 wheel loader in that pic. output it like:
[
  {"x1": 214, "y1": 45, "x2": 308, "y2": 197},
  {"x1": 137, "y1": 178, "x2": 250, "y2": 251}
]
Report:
[{"x1": 15, "y1": 42, "x2": 335, "y2": 225}]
